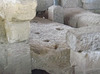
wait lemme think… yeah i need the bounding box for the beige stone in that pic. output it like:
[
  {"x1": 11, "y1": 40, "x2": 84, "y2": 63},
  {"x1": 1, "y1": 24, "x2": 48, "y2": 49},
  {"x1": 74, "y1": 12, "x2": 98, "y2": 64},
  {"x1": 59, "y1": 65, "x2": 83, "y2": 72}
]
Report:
[
  {"x1": 30, "y1": 17, "x2": 72, "y2": 74},
  {"x1": 0, "y1": 0, "x2": 37, "y2": 43},
  {"x1": 70, "y1": 50, "x2": 100, "y2": 74},
  {"x1": 66, "y1": 26, "x2": 100, "y2": 52},
  {"x1": 5, "y1": 21, "x2": 30, "y2": 43}
]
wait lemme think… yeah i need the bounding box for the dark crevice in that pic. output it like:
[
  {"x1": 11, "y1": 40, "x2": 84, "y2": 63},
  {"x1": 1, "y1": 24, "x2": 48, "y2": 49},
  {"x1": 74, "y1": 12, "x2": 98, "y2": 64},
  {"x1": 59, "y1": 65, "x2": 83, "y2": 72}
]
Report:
[{"x1": 32, "y1": 69, "x2": 49, "y2": 74}]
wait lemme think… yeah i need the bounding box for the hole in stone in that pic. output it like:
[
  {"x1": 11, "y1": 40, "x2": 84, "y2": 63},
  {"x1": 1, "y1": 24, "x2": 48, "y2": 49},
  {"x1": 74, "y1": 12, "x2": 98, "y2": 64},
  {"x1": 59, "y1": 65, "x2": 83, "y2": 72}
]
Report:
[
  {"x1": 35, "y1": 32, "x2": 40, "y2": 34},
  {"x1": 32, "y1": 69, "x2": 49, "y2": 74},
  {"x1": 78, "y1": 50, "x2": 83, "y2": 53},
  {"x1": 43, "y1": 40, "x2": 50, "y2": 42},
  {"x1": 56, "y1": 28, "x2": 64, "y2": 31},
  {"x1": 54, "y1": 44, "x2": 58, "y2": 50}
]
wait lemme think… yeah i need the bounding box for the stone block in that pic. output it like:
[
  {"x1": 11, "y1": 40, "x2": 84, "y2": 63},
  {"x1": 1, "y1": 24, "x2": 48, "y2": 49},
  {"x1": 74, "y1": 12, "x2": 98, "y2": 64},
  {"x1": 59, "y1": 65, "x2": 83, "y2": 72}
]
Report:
[
  {"x1": 61, "y1": 0, "x2": 82, "y2": 8},
  {"x1": 48, "y1": 5, "x2": 64, "y2": 24},
  {"x1": 36, "y1": 0, "x2": 53, "y2": 11},
  {"x1": 30, "y1": 17, "x2": 72, "y2": 74},
  {"x1": 70, "y1": 50, "x2": 100, "y2": 74},
  {"x1": 0, "y1": 42, "x2": 31, "y2": 74},
  {"x1": 69, "y1": 12, "x2": 100, "y2": 28},
  {"x1": 82, "y1": 0, "x2": 100, "y2": 9},
  {"x1": 0, "y1": 0, "x2": 37, "y2": 43},
  {"x1": 63, "y1": 8, "x2": 86, "y2": 25},
  {"x1": 66, "y1": 26, "x2": 100, "y2": 52},
  {"x1": 5, "y1": 21, "x2": 30, "y2": 43},
  {"x1": 4, "y1": 0, "x2": 37, "y2": 21}
]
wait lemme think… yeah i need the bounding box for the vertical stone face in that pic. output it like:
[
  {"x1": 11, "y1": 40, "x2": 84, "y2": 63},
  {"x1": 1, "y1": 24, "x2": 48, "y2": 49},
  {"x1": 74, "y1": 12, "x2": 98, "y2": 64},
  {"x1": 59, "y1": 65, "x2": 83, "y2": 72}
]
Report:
[
  {"x1": 5, "y1": 21, "x2": 30, "y2": 43},
  {"x1": 70, "y1": 50, "x2": 100, "y2": 74},
  {"x1": 48, "y1": 5, "x2": 64, "y2": 24},
  {"x1": 61, "y1": 0, "x2": 82, "y2": 8},
  {"x1": 66, "y1": 26, "x2": 100, "y2": 52},
  {"x1": 0, "y1": 0, "x2": 37, "y2": 43},
  {"x1": 36, "y1": 0, "x2": 53, "y2": 11},
  {"x1": 82, "y1": 0, "x2": 100, "y2": 9},
  {"x1": 0, "y1": 42, "x2": 31, "y2": 74}
]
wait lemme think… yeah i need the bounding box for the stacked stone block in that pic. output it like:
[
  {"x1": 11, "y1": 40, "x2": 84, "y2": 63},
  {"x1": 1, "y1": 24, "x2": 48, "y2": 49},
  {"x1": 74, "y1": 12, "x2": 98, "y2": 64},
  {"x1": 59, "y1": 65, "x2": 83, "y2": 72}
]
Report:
[
  {"x1": 0, "y1": 0, "x2": 37, "y2": 74},
  {"x1": 66, "y1": 25, "x2": 100, "y2": 74}
]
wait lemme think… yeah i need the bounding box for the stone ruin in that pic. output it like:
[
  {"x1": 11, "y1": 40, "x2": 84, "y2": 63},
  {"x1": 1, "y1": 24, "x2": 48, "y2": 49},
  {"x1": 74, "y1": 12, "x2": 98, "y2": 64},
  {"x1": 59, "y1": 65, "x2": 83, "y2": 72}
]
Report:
[{"x1": 0, "y1": 0, "x2": 100, "y2": 74}]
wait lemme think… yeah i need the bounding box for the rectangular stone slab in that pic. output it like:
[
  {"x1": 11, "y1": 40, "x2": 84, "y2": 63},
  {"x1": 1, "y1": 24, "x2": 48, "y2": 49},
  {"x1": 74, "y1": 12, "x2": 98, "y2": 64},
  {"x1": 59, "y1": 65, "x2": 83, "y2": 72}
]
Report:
[
  {"x1": 66, "y1": 26, "x2": 100, "y2": 51},
  {"x1": 70, "y1": 50, "x2": 100, "y2": 74},
  {"x1": 0, "y1": 42, "x2": 31, "y2": 74},
  {"x1": 5, "y1": 21, "x2": 30, "y2": 43}
]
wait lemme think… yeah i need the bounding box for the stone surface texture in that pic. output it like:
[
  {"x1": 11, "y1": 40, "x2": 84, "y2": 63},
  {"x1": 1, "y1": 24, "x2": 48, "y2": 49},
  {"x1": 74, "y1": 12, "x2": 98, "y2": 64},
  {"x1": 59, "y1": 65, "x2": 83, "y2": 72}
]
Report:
[
  {"x1": 0, "y1": 0, "x2": 37, "y2": 43},
  {"x1": 66, "y1": 26, "x2": 100, "y2": 52},
  {"x1": 69, "y1": 12, "x2": 100, "y2": 28},
  {"x1": 0, "y1": 42, "x2": 31, "y2": 74},
  {"x1": 61, "y1": 0, "x2": 82, "y2": 8},
  {"x1": 82, "y1": 0, "x2": 100, "y2": 9},
  {"x1": 71, "y1": 50, "x2": 100, "y2": 74},
  {"x1": 30, "y1": 17, "x2": 73, "y2": 74},
  {"x1": 36, "y1": 0, "x2": 53, "y2": 11},
  {"x1": 48, "y1": 5, "x2": 64, "y2": 24}
]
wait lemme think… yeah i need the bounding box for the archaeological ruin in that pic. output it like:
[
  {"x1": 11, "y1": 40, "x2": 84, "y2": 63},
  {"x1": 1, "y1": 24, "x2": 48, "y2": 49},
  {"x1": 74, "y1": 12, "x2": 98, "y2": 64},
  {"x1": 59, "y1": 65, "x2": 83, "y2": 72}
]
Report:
[{"x1": 0, "y1": 0, "x2": 100, "y2": 74}]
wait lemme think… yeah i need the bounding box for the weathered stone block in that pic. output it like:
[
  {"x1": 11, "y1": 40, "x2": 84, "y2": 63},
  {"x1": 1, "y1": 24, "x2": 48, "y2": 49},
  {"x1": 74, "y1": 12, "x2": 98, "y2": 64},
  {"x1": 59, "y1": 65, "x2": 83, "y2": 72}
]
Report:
[
  {"x1": 66, "y1": 26, "x2": 100, "y2": 51},
  {"x1": 0, "y1": 42, "x2": 31, "y2": 74},
  {"x1": 30, "y1": 17, "x2": 72, "y2": 74},
  {"x1": 70, "y1": 50, "x2": 100, "y2": 74},
  {"x1": 64, "y1": 8, "x2": 86, "y2": 25},
  {"x1": 5, "y1": 21, "x2": 30, "y2": 43},
  {"x1": 4, "y1": 0, "x2": 37, "y2": 21},
  {"x1": 0, "y1": 0, "x2": 37, "y2": 43},
  {"x1": 36, "y1": 0, "x2": 53, "y2": 11},
  {"x1": 48, "y1": 5, "x2": 64, "y2": 24},
  {"x1": 69, "y1": 12, "x2": 100, "y2": 28},
  {"x1": 82, "y1": 0, "x2": 100, "y2": 9},
  {"x1": 61, "y1": 0, "x2": 82, "y2": 8}
]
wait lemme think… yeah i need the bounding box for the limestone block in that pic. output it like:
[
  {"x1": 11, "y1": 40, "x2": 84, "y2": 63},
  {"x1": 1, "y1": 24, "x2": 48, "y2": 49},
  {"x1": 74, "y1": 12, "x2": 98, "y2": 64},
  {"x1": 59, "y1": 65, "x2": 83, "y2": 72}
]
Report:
[
  {"x1": 4, "y1": 0, "x2": 37, "y2": 21},
  {"x1": 0, "y1": 0, "x2": 37, "y2": 43},
  {"x1": 70, "y1": 50, "x2": 100, "y2": 74},
  {"x1": 66, "y1": 26, "x2": 100, "y2": 52},
  {"x1": 30, "y1": 17, "x2": 72, "y2": 74},
  {"x1": 48, "y1": 5, "x2": 64, "y2": 24},
  {"x1": 82, "y1": 0, "x2": 100, "y2": 9},
  {"x1": 5, "y1": 21, "x2": 30, "y2": 43},
  {"x1": 69, "y1": 12, "x2": 100, "y2": 28},
  {"x1": 0, "y1": 42, "x2": 31, "y2": 74},
  {"x1": 63, "y1": 8, "x2": 86, "y2": 25},
  {"x1": 61, "y1": 0, "x2": 82, "y2": 8},
  {"x1": 36, "y1": 0, "x2": 53, "y2": 11}
]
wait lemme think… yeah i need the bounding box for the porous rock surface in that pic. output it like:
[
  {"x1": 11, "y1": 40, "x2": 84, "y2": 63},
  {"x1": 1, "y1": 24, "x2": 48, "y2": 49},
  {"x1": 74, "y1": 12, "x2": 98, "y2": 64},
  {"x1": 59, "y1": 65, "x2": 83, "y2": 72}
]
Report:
[
  {"x1": 69, "y1": 12, "x2": 100, "y2": 28},
  {"x1": 71, "y1": 50, "x2": 100, "y2": 74},
  {"x1": 66, "y1": 26, "x2": 100, "y2": 52},
  {"x1": 30, "y1": 17, "x2": 72, "y2": 74}
]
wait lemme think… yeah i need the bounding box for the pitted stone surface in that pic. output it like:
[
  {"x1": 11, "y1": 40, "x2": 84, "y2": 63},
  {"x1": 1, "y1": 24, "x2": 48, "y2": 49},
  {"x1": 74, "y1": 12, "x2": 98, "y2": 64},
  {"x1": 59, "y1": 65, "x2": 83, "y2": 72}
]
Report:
[
  {"x1": 71, "y1": 50, "x2": 100, "y2": 74},
  {"x1": 30, "y1": 17, "x2": 72, "y2": 74},
  {"x1": 66, "y1": 26, "x2": 100, "y2": 52}
]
